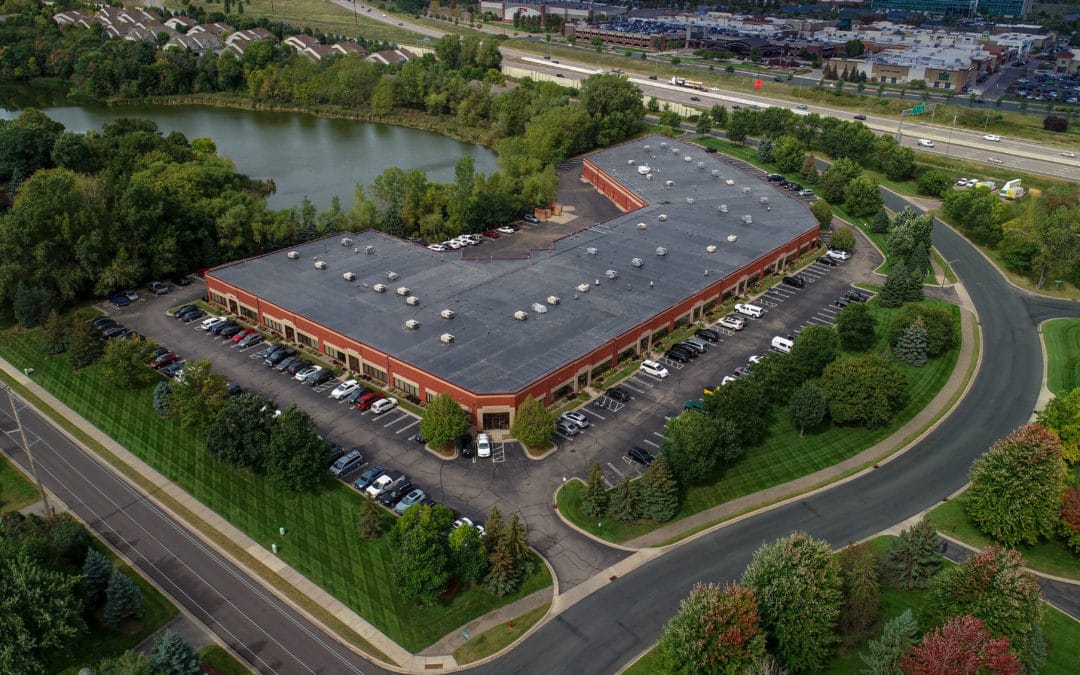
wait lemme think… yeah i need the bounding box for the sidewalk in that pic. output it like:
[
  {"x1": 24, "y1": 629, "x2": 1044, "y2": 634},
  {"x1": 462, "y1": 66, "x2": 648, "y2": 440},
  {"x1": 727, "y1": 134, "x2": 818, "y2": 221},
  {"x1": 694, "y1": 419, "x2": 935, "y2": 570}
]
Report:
[
  {"x1": 420, "y1": 588, "x2": 551, "y2": 657},
  {"x1": 623, "y1": 304, "x2": 980, "y2": 548}
]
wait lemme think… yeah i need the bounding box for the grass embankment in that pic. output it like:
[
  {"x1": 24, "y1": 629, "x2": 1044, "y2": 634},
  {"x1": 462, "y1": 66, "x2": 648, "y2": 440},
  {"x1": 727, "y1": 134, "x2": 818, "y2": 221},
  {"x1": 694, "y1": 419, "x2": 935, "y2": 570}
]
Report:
[
  {"x1": 1043, "y1": 318, "x2": 1080, "y2": 395},
  {"x1": 624, "y1": 535, "x2": 1080, "y2": 674},
  {"x1": 559, "y1": 301, "x2": 962, "y2": 545},
  {"x1": 0, "y1": 325, "x2": 551, "y2": 653},
  {"x1": 198, "y1": 646, "x2": 253, "y2": 675},
  {"x1": 0, "y1": 453, "x2": 39, "y2": 513},
  {"x1": 452, "y1": 603, "x2": 550, "y2": 665},
  {"x1": 183, "y1": 0, "x2": 420, "y2": 45}
]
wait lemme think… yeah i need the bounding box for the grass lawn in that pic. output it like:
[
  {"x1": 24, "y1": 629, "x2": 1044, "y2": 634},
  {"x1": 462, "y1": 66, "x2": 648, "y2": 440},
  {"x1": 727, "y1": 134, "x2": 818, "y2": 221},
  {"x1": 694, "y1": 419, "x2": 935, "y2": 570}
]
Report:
[
  {"x1": 560, "y1": 302, "x2": 962, "y2": 544},
  {"x1": 49, "y1": 544, "x2": 180, "y2": 674},
  {"x1": 928, "y1": 492, "x2": 1080, "y2": 582},
  {"x1": 1042, "y1": 318, "x2": 1080, "y2": 395},
  {"x1": 199, "y1": 645, "x2": 252, "y2": 675},
  {"x1": 452, "y1": 603, "x2": 550, "y2": 665},
  {"x1": 182, "y1": 0, "x2": 420, "y2": 45},
  {"x1": 0, "y1": 325, "x2": 551, "y2": 653},
  {"x1": 0, "y1": 452, "x2": 39, "y2": 513}
]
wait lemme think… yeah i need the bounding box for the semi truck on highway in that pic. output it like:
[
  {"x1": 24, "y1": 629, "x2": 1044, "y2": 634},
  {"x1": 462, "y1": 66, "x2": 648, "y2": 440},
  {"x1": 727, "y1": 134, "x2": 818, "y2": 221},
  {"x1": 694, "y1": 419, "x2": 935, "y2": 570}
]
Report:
[{"x1": 670, "y1": 76, "x2": 706, "y2": 91}]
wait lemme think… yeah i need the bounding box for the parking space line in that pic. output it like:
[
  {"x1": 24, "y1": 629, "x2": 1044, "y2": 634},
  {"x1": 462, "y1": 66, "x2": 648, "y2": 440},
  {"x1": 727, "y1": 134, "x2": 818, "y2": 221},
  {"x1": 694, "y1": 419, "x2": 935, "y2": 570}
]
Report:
[
  {"x1": 642, "y1": 439, "x2": 660, "y2": 448},
  {"x1": 808, "y1": 316, "x2": 833, "y2": 326},
  {"x1": 382, "y1": 414, "x2": 408, "y2": 428},
  {"x1": 619, "y1": 380, "x2": 647, "y2": 393},
  {"x1": 652, "y1": 431, "x2": 664, "y2": 439},
  {"x1": 607, "y1": 462, "x2": 625, "y2": 480},
  {"x1": 584, "y1": 408, "x2": 606, "y2": 420},
  {"x1": 395, "y1": 419, "x2": 419, "y2": 434}
]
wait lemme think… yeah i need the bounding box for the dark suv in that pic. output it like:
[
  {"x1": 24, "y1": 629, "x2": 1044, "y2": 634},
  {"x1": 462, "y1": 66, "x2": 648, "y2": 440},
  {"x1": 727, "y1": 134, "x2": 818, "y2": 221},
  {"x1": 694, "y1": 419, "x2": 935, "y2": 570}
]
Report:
[
  {"x1": 766, "y1": 173, "x2": 783, "y2": 182},
  {"x1": 457, "y1": 434, "x2": 475, "y2": 458},
  {"x1": 627, "y1": 446, "x2": 655, "y2": 466},
  {"x1": 782, "y1": 275, "x2": 806, "y2": 289},
  {"x1": 606, "y1": 387, "x2": 632, "y2": 403},
  {"x1": 665, "y1": 348, "x2": 689, "y2": 364},
  {"x1": 695, "y1": 328, "x2": 720, "y2": 343}
]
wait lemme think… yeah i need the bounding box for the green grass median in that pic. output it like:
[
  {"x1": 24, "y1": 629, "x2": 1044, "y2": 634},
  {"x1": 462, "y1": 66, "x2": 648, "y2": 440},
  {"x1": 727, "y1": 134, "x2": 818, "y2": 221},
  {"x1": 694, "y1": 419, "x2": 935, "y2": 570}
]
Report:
[
  {"x1": 0, "y1": 453, "x2": 39, "y2": 513},
  {"x1": 1043, "y1": 318, "x2": 1080, "y2": 395}
]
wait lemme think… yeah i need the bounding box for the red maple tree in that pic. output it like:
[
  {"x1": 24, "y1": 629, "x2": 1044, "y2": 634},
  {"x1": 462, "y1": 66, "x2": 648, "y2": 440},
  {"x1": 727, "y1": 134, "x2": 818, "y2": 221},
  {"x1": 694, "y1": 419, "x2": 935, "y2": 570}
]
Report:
[{"x1": 902, "y1": 615, "x2": 1021, "y2": 674}]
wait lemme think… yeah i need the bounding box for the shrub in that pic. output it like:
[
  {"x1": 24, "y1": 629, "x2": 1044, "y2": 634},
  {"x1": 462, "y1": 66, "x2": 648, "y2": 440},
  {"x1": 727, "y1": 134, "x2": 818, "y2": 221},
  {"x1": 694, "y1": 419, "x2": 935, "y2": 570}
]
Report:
[
  {"x1": 916, "y1": 169, "x2": 953, "y2": 197},
  {"x1": 1043, "y1": 114, "x2": 1068, "y2": 132},
  {"x1": 820, "y1": 354, "x2": 907, "y2": 428},
  {"x1": 829, "y1": 225, "x2": 856, "y2": 252}
]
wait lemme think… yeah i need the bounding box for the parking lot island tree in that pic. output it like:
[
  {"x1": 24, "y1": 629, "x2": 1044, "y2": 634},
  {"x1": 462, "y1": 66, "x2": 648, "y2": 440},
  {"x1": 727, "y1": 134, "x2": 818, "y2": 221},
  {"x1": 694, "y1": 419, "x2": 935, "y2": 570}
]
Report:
[
  {"x1": 510, "y1": 396, "x2": 555, "y2": 450},
  {"x1": 392, "y1": 503, "x2": 455, "y2": 605},
  {"x1": 742, "y1": 531, "x2": 844, "y2": 673},
  {"x1": 659, "y1": 411, "x2": 719, "y2": 484},
  {"x1": 788, "y1": 382, "x2": 827, "y2": 437},
  {"x1": 835, "y1": 302, "x2": 877, "y2": 352},
  {"x1": 966, "y1": 424, "x2": 1068, "y2": 547},
  {"x1": 821, "y1": 354, "x2": 908, "y2": 429},
  {"x1": 829, "y1": 225, "x2": 856, "y2": 253},
  {"x1": 636, "y1": 457, "x2": 679, "y2": 522},
  {"x1": 657, "y1": 582, "x2": 766, "y2": 674},
  {"x1": 99, "y1": 335, "x2": 159, "y2": 389},
  {"x1": 419, "y1": 393, "x2": 470, "y2": 450},
  {"x1": 581, "y1": 463, "x2": 609, "y2": 519}
]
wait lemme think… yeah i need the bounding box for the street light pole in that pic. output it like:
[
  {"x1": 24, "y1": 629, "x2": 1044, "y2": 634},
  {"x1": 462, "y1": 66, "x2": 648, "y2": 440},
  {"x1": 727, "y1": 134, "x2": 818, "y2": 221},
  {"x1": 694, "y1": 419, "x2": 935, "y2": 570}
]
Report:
[
  {"x1": 941, "y1": 258, "x2": 959, "y2": 288},
  {"x1": 4, "y1": 384, "x2": 52, "y2": 517},
  {"x1": 945, "y1": 112, "x2": 957, "y2": 158}
]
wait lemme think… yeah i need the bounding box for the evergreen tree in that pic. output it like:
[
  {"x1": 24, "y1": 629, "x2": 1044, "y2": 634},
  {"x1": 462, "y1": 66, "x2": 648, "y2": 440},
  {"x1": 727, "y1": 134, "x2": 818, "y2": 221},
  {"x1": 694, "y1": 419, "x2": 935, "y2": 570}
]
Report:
[
  {"x1": 859, "y1": 609, "x2": 918, "y2": 675},
  {"x1": 607, "y1": 477, "x2": 637, "y2": 523},
  {"x1": 871, "y1": 207, "x2": 891, "y2": 234},
  {"x1": 756, "y1": 136, "x2": 774, "y2": 164},
  {"x1": 878, "y1": 260, "x2": 909, "y2": 308},
  {"x1": 801, "y1": 153, "x2": 818, "y2": 182},
  {"x1": 41, "y1": 310, "x2": 67, "y2": 354},
  {"x1": 151, "y1": 630, "x2": 202, "y2": 675},
  {"x1": 581, "y1": 464, "x2": 609, "y2": 518},
  {"x1": 67, "y1": 315, "x2": 103, "y2": 369},
  {"x1": 636, "y1": 457, "x2": 679, "y2": 522},
  {"x1": 358, "y1": 494, "x2": 385, "y2": 540},
  {"x1": 484, "y1": 531, "x2": 520, "y2": 597},
  {"x1": 104, "y1": 568, "x2": 143, "y2": 627},
  {"x1": 95, "y1": 650, "x2": 154, "y2": 675},
  {"x1": 152, "y1": 381, "x2": 173, "y2": 416},
  {"x1": 883, "y1": 516, "x2": 940, "y2": 590},
  {"x1": 894, "y1": 317, "x2": 928, "y2": 367},
  {"x1": 81, "y1": 548, "x2": 113, "y2": 606},
  {"x1": 838, "y1": 542, "x2": 881, "y2": 643},
  {"x1": 483, "y1": 505, "x2": 505, "y2": 552},
  {"x1": 506, "y1": 513, "x2": 533, "y2": 578}
]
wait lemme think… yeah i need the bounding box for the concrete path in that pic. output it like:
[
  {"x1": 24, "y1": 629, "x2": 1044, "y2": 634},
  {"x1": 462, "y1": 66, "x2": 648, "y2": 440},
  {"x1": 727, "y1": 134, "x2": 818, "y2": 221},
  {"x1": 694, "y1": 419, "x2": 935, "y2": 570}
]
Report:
[{"x1": 420, "y1": 588, "x2": 551, "y2": 657}]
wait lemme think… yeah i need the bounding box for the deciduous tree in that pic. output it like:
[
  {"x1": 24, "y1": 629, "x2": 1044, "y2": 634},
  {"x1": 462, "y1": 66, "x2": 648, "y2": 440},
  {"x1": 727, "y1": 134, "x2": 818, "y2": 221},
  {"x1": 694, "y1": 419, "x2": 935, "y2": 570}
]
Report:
[
  {"x1": 1036, "y1": 387, "x2": 1080, "y2": 464},
  {"x1": 636, "y1": 456, "x2": 679, "y2": 522},
  {"x1": 966, "y1": 424, "x2": 1068, "y2": 546},
  {"x1": 820, "y1": 354, "x2": 907, "y2": 428},
  {"x1": 205, "y1": 393, "x2": 276, "y2": 470},
  {"x1": 510, "y1": 396, "x2": 554, "y2": 449},
  {"x1": 264, "y1": 405, "x2": 328, "y2": 493},
  {"x1": 772, "y1": 135, "x2": 806, "y2": 174},
  {"x1": 449, "y1": 523, "x2": 488, "y2": 584},
  {"x1": 1059, "y1": 483, "x2": 1080, "y2": 554},
  {"x1": 419, "y1": 393, "x2": 470, "y2": 449},
  {"x1": 901, "y1": 615, "x2": 1021, "y2": 675},
  {"x1": 95, "y1": 650, "x2": 154, "y2": 675},
  {"x1": 581, "y1": 464, "x2": 609, "y2": 518},
  {"x1": 830, "y1": 225, "x2": 856, "y2": 252},
  {"x1": 860, "y1": 609, "x2": 917, "y2": 675},
  {"x1": 788, "y1": 382, "x2": 827, "y2": 437},
  {"x1": 104, "y1": 568, "x2": 143, "y2": 627},
  {"x1": 917, "y1": 169, "x2": 953, "y2": 197},
  {"x1": 810, "y1": 199, "x2": 833, "y2": 228},
  {"x1": 657, "y1": 582, "x2": 766, "y2": 674},
  {"x1": 790, "y1": 324, "x2": 840, "y2": 381},
  {"x1": 844, "y1": 175, "x2": 884, "y2": 217},
  {"x1": 99, "y1": 335, "x2": 158, "y2": 389},
  {"x1": 742, "y1": 532, "x2": 843, "y2": 673},
  {"x1": 167, "y1": 359, "x2": 228, "y2": 431},
  {"x1": 392, "y1": 504, "x2": 454, "y2": 604},
  {"x1": 884, "y1": 516, "x2": 941, "y2": 590},
  {"x1": 41, "y1": 311, "x2": 67, "y2": 354},
  {"x1": 836, "y1": 302, "x2": 876, "y2": 352},
  {"x1": 660, "y1": 411, "x2": 718, "y2": 484},
  {"x1": 151, "y1": 630, "x2": 201, "y2": 675}
]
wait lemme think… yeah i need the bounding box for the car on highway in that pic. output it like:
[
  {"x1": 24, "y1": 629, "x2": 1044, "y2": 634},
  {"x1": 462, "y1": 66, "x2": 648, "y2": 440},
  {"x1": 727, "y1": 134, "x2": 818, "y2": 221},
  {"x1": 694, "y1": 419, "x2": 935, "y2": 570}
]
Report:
[
  {"x1": 826, "y1": 249, "x2": 851, "y2": 261},
  {"x1": 988, "y1": 156, "x2": 1003, "y2": 164},
  {"x1": 796, "y1": 103, "x2": 808, "y2": 110},
  {"x1": 917, "y1": 138, "x2": 935, "y2": 147},
  {"x1": 331, "y1": 380, "x2": 360, "y2": 400},
  {"x1": 690, "y1": 96, "x2": 700, "y2": 101},
  {"x1": 853, "y1": 114, "x2": 867, "y2": 120},
  {"x1": 561, "y1": 410, "x2": 590, "y2": 429},
  {"x1": 640, "y1": 360, "x2": 669, "y2": 379},
  {"x1": 370, "y1": 397, "x2": 398, "y2": 414},
  {"x1": 477, "y1": 432, "x2": 492, "y2": 458},
  {"x1": 627, "y1": 446, "x2": 655, "y2": 466},
  {"x1": 1063, "y1": 151, "x2": 1077, "y2": 158},
  {"x1": 983, "y1": 134, "x2": 1002, "y2": 142}
]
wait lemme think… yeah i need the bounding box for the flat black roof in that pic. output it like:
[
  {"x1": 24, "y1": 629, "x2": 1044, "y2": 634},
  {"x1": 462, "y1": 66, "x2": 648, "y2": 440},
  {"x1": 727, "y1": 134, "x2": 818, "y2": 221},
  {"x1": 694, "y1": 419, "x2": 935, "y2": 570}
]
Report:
[{"x1": 211, "y1": 136, "x2": 816, "y2": 395}]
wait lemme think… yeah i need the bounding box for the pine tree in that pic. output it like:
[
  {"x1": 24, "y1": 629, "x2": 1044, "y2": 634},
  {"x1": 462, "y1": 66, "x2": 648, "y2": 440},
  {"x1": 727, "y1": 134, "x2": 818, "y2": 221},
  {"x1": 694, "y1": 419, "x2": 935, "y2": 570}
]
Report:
[
  {"x1": 484, "y1": 532, "x2": 520, "y2": 597},
  {"x1": 839, "y1": 542, "x2": 881, "y2": 642},
  {"x1": 871, "y1": 207, "x2": 891, "y2": 234},
  {"x1": 801, "y1": 153, "x2": 818, "y2": 181},
  {"x1": 860, "y1": 609, "x2": 917, "y2": 675},
  {"x1": 506, "y1": 514, "x2": 533, "y2": 579},
  {"x1": 42, "y1": 310, "x2": 68, "y2": 354},
  {"x1": 884, "y1": 516, "x2": 941, "y2": 590},
  {"x1": 82, "y1": 548, "x2": 113, "y2": 606},
  {"x1": 903, "y1": 262, "x2": 926, "y2": 303},
  {"x1": 894, "y1": 317, "x2": 928, "y2": 367},
  {"x1": 581, "y1": 464, "x2": 609, "y2": 518},
  {"x1": 483, "y1": 505, "x2": 504, "y2": 551},
  {"x1": 67, "y1": 315, "x2": 104, "y2": 369},
  {"x1": 607, "y1": 477, "x2": 637, "y2": 523},
  {"x1": 153, "y1": 381, "x2": 173, "y2": 417},
  {"x1": 756, "y1": 136, "x2": 774, "y2": 164},
  {"x1": 636, "y1": 457, "x2": 679, "y2": 522},
  {"x1": 151, "y1": 630, "x2": 202, "y2": 675},
  {"x1": 358, "y1": 494, "x2": 384, "y2": 539},
  {"x1": 878, "y1": 260, "x2": 909, "y2": 308},
  {"x1": 104, "y1": 568, "x2": 144, "y2": 627}
]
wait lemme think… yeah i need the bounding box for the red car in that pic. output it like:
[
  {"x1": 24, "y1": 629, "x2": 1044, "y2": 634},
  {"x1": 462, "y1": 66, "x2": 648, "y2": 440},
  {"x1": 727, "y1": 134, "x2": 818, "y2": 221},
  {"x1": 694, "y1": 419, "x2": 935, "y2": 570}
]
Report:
[
  {"x1": 356, "y1": 392, "x2": 382, "y2": 411},
  {"x1": 150, "y1": 352, "x2": 178, "y2": 369},
  {"x1": 482, "y1": 229, "x2": 500, "y2": 239},
  {"x1": 232, "y1": 328, "x2": 256, "y2": 343}
]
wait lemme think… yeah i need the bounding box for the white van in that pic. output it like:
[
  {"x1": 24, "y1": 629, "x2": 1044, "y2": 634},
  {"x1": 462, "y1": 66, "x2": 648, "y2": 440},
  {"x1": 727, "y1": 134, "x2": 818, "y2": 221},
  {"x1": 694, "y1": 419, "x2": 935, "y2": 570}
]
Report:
[
  {"x1": 771, "y1": 336, "x2": 794, "y2": 354},
  {"x1": 735, "y1": 303, "x2": 764, "y2": 318}
]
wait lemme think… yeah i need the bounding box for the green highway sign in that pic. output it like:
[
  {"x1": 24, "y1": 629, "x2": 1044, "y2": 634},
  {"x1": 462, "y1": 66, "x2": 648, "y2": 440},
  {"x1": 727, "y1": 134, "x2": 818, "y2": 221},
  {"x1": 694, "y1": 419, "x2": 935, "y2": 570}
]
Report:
[{"x1": 912, "y1": 104, "x2": 925, "y2": 114}]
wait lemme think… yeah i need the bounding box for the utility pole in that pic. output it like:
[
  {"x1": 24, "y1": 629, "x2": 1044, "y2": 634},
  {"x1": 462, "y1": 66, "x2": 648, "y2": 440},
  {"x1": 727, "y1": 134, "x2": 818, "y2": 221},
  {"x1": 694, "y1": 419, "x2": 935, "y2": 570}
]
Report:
[
  {"x1": 946, "y1": 112, "x2": 957, "y2": 158},
  {"x1": 4, "y1": 384, "x2": 52, "y2": 516}
]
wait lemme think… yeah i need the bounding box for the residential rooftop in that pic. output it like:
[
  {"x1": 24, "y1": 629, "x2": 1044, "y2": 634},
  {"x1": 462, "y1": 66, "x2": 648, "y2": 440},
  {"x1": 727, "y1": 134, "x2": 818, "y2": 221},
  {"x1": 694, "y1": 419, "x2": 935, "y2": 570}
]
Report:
[{"x1": 210, "y1": 136, "x2": 816, "y2": 394}]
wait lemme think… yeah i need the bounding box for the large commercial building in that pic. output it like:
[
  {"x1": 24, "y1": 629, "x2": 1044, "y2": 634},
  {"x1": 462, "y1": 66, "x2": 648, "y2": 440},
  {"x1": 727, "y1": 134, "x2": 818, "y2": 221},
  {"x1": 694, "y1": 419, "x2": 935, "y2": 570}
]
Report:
[
  {"x1": 870, "y1": 0, "x2": 1032, "y2": 19},
  {"x1": 205, "y1": 137, "x2": 819, "y2": 433}
]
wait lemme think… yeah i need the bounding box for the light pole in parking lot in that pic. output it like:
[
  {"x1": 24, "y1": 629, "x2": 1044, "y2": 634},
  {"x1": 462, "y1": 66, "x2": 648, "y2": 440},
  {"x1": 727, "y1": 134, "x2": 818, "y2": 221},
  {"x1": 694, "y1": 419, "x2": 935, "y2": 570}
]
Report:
[{"x1": 3, "y1": 384, "x2": 53, "y2": 516}]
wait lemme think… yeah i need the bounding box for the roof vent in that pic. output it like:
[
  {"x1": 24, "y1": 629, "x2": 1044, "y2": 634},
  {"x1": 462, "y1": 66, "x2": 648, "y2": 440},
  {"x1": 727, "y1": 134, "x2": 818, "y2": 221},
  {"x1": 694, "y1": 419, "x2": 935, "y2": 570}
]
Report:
[
  {"x1": 684, "y1": 155, "x2": 692, "y2": 162},
  {"x1": 743, "y1": 215, "x2": 753, "y2": 224},
  {"x1": 605, "y1": 269, "x2": 619, "y2": 279},
  {"x1": 686, "y1": 197, "x2": 695, "y2": 205},
  {"x1": 340, "y1": 237, "x2": 353, "y2": 247},
  {"x1": 373, "y1": 283, "x2": 387, "y2": 293},
  {"x1": 406, "y1": 296, "x2": 420, "y2": 306},
  {"x1": 287, "y1": 251, "x2": 300, "y2": 259},
  {"x1": 365, "y1": 245, "x2": 375, "y2": 254},
  {"x1": 547, "y1": 295, "x2": 560, "y2": 305},
  {"x1": 576, "y1": 283, "x2": 591, "y2": 293},
  {"x1": 658, "y1": 214, "x2": 668, "y2": 222},
  {"x1": 728, "y1": 234, "x2": 738, "y2": 243},
  {"x1": 531, "y1": 302, "x2": 548, "y2": 314},
  {"x1": 719, "y1": 204, "x2": 728, "y2": 213},
  {"x1": 646, "y1": 173, "x2": 653, "y2": 181},
  {"x1": 314, "y1": 260, "x2": 328, "y2": 270},
  {"x1": 711, "y1": 169, "x2": 719, "y2": 177},
  {"x1": 725, "y1": 179, "x2": 735, "y2": 185},
  {"x1": 644, "y1": 144, "x2": 651, "y2": 151},
  {"x1": 697, "y1": 162, "x2": 705, "y2": 169},
  {"x1": 440, "y1": 333, "x2": 455, "y2": 344},
  {"x1": 706, "y1": 244, "x2": 718, "y2": 253},
  {"x1": 656, "y1": 247, "x2": 668, "y2": 256},
  {"x1": 396, "y1": 286, "x2": 410, "y2": 296},
  {"x1": 759, "y1": 196, "x2": 769, "y2": 203},
  {"x1": 742, "y1": 187, "x2": 752, "y2": 194},
  {"x1": 665, "y1": 180, "x2": 675, "y2": 187},
  {"x1": 636, "y1": 222, "x2": 647, "y2": 230},
  {"x1": 405, "y1": 319, "x2": 420, "y2": 330},
  {"x1": 343, "y1": 272, "x2": 357, "y2": 281},
  {"x1": 514, "y1": 310, "x2": 528, "y2": 321},
  {"x1": 440, "y1": 309, "x2": 455, "y2": 319},
  {"x1": 631, "y1": 258, "x2": 645, "y2": 268},
  {"x1": 386, "y1": 271, "x2": 399, "y2": 281},
  {"x1": 627, "y1": 159, "x2": 636, "y2": 165},
  {"x1": 671, "y1": 147, "x2": 679, "y2": 155},
  {"x1": 586, "y1": 247, "x2": 598, "y2": 255},
  {"x1": 638, "y1": 165, "x2": 651, "y2": 175},
  {"x1": 660, "y1": 142, "x2": 668, "y2": 148}
]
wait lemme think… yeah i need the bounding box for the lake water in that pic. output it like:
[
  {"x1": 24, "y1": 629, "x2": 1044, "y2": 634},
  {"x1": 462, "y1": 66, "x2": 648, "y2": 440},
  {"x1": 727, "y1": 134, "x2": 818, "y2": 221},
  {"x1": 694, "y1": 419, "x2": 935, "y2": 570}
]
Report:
[{"x1": 0, "y1": 94, "x2": 498, "y2": 211}]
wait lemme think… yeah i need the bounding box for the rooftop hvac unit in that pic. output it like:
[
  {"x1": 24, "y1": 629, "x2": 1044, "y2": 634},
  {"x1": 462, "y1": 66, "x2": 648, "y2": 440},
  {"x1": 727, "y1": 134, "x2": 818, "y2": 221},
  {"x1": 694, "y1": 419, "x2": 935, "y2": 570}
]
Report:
[
  {"x1": 586, "y1": 247, "x2": 598, "y2": 255},
  {"x1": 644, "y1": 144, "x2": 651, "y2": 151},
  {"x1": 760, "y1": 196, "x2": 769, "y2": 203},
  {"x1": 743, "y1": 215, "x2": 753, "y2": 224},
  {"x1": 742, "y1": 187, "x2": 752, "y2": 194},
  {"x1": 386, "y1": 271, "x2": 399, "y2": 281},
  {"x1": 531, "y1": 303, "x2": 548, "y2": 314},
  {"x1": 686, "y1": 197, "x2": 695, "y2": 205},
  {"x1": 440, "y1": 309, "x2": 455, "y2": 319},
  {"x1": 440, "y1": 333, "x2": 455, "y2": 344},
  {"x1": 365, "y1": 246, "x2": 375, "y2": 254},
  {"x1": 671, "y1": 147, "x2": 679, "y2": 154},
  {"x1": 706, "y1": 244, "x2": 718, "y2": 253},
  {"x1": 656, "y1": 247, "x2": 668, "y2": 256},
  {"x1": 287, "y1": 251, "x2": 300, "y2": 260},
  {"x1": 314, "y1": 260, "x2": 328, "y2": 270},
  {"x1": 576, "y1": 283, "x2": 591, "y2": 293},
  {"x1": 728, "y1": 234, "x2": 738, "y2": 243},
  {"x1": 631, "y1": 257, "x2": 645, "y2": 268},
  {"x1": 665, "y1": 180, "x2": 675, "y2": 187},
  {"x1": 725, "y1": 179, "x2": 735, "y2": 185},
  {"x1": 547, "y1": 295, "x2": 560, "y2": 305},
  {"x1": 372, "y1": 283, "x2": 387, "y2": 293},
  {"x1": 627, "y1": 159, "x2": 636, "y2": 165},
  {"x1": 343, "y1": 272, "x2": 357, "y2": 282},
  {"x1": 698, "y1": 162, "x2": 705, "y2": 169},
  {"x1": 684, "y1": 155, "x2": 692, "y2": 162},
  {"x1": 646, "y1": 173, "x2": 653, "y2": 181},
  {"x1": 406, "y1": 296, "x2": 420, "y2": 306},
  {"x1": 711, "y1": 169, "x2": 719, "y2": 177},
  {"x1": 660, "y1": 142, "x2": 668, "y2": 148},
  {"x1": 404, "y1": 319, "x2": 420, "y2": 330},
  {"x1": 340, "y1": 237, "x2": 353, "y2": 247},
  {"x1": 636, "y1": 222, "x2": 647, "y2": 230},
  {"x1": 396, "y1": 287, "x2": 410, "y2": 296},
  {"x1": 638, "y1": 165, "x2": 651, "y2": 175},
  {"x1": 658, "y1": 214, "x2": 668, "y2": 222},
  {"x1": 605, "y1": 269, "x2": 619, "y2": 279},
  {"x1": 514, "y1": 311, "x2": 528, "y2": 321},
  {"x1": 719, "y1": 204, "x2": 728, "y2": 213}
]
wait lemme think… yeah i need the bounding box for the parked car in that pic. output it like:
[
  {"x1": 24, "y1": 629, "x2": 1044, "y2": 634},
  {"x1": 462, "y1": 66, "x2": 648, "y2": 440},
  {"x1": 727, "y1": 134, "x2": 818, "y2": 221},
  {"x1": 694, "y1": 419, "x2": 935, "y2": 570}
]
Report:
[
  {"x1": 232, "y1": 328, "x2": 255, "y2": 343},
  {"x1": 329, "y1": 449, "x2": 364, "y2": 478},
  {"x1": 150, "y1": 352, "x2": 178, "y2": 369},
  {"x1": 395, "y1": 488, "x2": 426, "y2": 514},
  {"x1": 523, "y1": 213, "x2": 541, "y2": 224},
  {"x1": 174, "y1": 304, "x2": 196, "y2": 318},
  {"x1": 561, "y1": 411, "x2": 590, "y2": 429},
  {"x1": 733, "y1": 367, "x2": 751, "y2": 378},
  {"x1": 210, "y1": 320, "x2": 237, "y2": 335},
  {"x1": 356, "y1": 391, "x2": 382, "y2": 410},
  {"x1": 427, "y1": 243, "x2": 448, "y2": 252},
  {"x1": 147, "y1": 281, "x2": 169, "y2": 295},
  {"x1": 452, "y1": 517, "x2": 486, "y2": 537},
  {"x1": 331, "y1": 380, "x2": 360, "y2": 400},
  {"x1": 798, "y1": 189, "x2": 815, "y2": 197},
  {"x1": 717, "y1": 315, "x2": 745, "y2": 331},
  {"x1": 345, "y1": 387, "x2": 371, "y2": 405},
  {"x1": 172, "y1": 275, "x2": 192, "y2": 287},
  {"x1": 817, "y1": 255, "x2": 837, "y2": 267},
  {"x1": 218, "y1": 323, "x2": 243, "y2": 338},
  {"x1": 365, "y1": 471, "x2": 402, "y2": 498},
  {"x1": 695, "y1": 328, "x2": 720, "y2": 343},
  {"x1": 160, "y1": 362, "x2": 185, "y2": 378},
  {"x1": 826, "y1": 249, "x2": 851, "y2": 261},
  {"x1": 378, "y1": 480, "x2": 414, "y2": 507},
  {"x1": 606, "y1": 387, "x2": 632, "y2": 402},
  {"x1": 274, "y1": 355, "x2": 301, "y2": 372},
  {"x1": 748, "y1": 354, "x2": 764, "y2": 364},
  {"x1": 123, "y1": 290, "x2": 139, "y2": 302},
  {"x1": 555, "y1": 419, "x2": 580, "y2": 437},
  {"x1": 627, "y1": 446, "x2": 655, "y2": 466},
  {"x1": 665, "y1": 348, "x2": 690, "y2": 364},
  {"x1": 782, "y1": 275, "x2": 806, "y2": 288},
  {"x1": 294, "y1": 366, "x2": 319, "y2": 381},
  {"x1": 684, "y1": 399, "x2": 704, "y2": 412},
  {"x1": 226, "y1": 382, "x2": 243, "y2": 397},
  {"x1": 497, "y1": 226, "x2": 516, "y2": 234},
  {"x1": 640, "y1": 360, "x2": 669, "y2": 379},
  {"x1": 370, "y1": 397, "x2": 398, "y2": 414},
  {"x1": 477, "y1": 432, "x2": 492, "y2": 458},
  {"x1": 301, "y1": 366, "x2": 327, "y2": 383},
  {"x1": 109, "y1": 293, "x2": 130, "y2": 307},
  {"x1": 325, "y1": 443, "x2": 346, "y2": 466},
  {"x1": 96, "y1": 320, "x2": 120, "y2": 335},
  {"x1": 734, "y1": 303, "x2": 764, "y2": 318},
  {"x1": 846, "y1": 290, "x2": 870, "y2": 302},
  {"x1": 308, "y1": 369, "x2": 334, "y2": 386},
  {"x1": 182, "y1": 309, "x2": 207, "y2": 323},
  {"x1": 458, "y1": 434, "x2": 475, "y2": 458},
  {"x1": 835, "y1": 297, "x2": 851, "y2": 308},
  {"x1": 237, "y1": 332, "x2": 263, "y2": 348},
  {"x1": 766, "y1": 173, "x2": 784, "y2": 182},
  {"x1": 353, "y1": 465, "x2": 385, "y2": 491}
]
